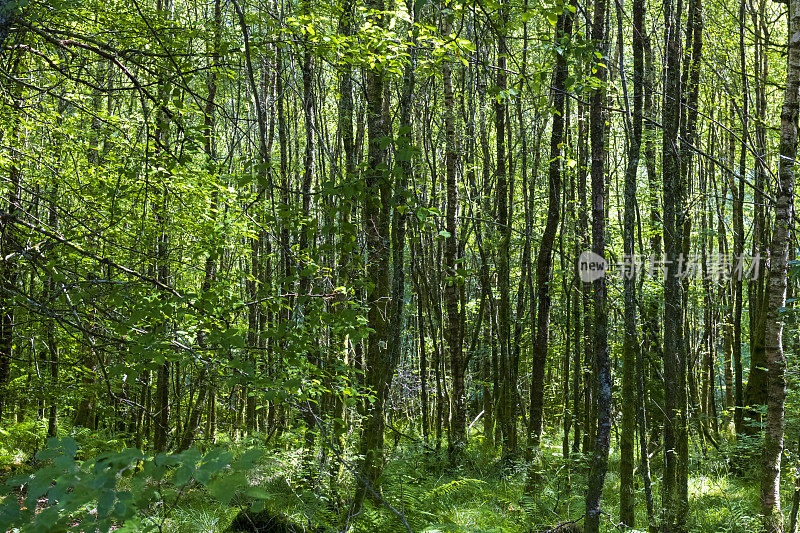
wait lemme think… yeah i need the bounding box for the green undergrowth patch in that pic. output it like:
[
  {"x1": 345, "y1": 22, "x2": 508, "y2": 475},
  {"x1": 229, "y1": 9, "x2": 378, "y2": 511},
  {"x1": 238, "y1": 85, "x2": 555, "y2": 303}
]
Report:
[
  {"x1": 333, "y1": 430, "x2": 796, "y2": 533},
  {"x1": 0, "y1": 426, "x2": 796, "y2": 532}
]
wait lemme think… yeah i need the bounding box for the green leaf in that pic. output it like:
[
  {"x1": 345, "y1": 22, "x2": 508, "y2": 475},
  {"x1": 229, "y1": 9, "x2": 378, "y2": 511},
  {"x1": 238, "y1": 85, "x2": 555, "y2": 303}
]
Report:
[{"x1": 206, "y1": 474, "x2": 243, "y2": 505}]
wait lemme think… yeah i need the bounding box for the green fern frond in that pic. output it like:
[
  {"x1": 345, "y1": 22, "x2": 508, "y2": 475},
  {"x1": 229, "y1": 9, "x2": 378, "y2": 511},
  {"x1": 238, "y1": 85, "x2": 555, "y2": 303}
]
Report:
[{"x1": 425, "y1": 478, "x2": 487, "y2": 499}]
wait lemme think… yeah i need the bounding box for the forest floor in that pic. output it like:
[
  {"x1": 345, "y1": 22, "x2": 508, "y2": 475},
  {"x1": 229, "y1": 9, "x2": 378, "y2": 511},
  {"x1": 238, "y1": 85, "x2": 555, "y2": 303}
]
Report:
[
  {"x1": 151, "y1": 432, "x2": 786, "y2": 532},
  {"x1": 0, "y1": 420, "x2": 791, "y2": 532}
]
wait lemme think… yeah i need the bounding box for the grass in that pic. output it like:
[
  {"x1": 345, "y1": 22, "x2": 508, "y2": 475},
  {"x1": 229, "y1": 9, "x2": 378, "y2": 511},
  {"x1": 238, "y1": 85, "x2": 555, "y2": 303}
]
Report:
[
  {"x1": 0, "y1": 420, "x2": 792, "y2": 532},
  {"x1": 234, "y1": 427, "x2": 791, "y2": 532},
  {"x1": 160, "y1": 492, "x2": 239, "y2": 533},
  {"x1": 130, "y1": 430, "x2": 797, "y2": 532}
]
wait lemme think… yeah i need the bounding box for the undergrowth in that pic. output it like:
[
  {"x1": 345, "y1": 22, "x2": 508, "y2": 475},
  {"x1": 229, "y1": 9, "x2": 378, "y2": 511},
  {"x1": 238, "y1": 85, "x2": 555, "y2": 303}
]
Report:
[{"x1": 0, "y1": 421, "x2": 793, "y2": 532}]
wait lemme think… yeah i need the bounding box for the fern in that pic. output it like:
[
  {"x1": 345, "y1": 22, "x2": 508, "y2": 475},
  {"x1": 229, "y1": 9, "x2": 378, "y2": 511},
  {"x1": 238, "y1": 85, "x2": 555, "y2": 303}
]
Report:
[{"x1": 425, "y1": 478, "x2": 487, "y2": 499}]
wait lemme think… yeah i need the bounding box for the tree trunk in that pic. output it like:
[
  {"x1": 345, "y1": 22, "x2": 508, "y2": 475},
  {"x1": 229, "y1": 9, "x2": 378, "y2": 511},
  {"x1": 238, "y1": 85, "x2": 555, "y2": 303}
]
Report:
[
  {"x1": 760, "y1": 0, "x2": 799, "y2": 527},
  {"x1": 662, "y1": 0, "x2": 688, "y2": 524},
  {"x1": 584, "y1": 0, "x2": 610, "y2": 527},
  {"x1": 642, "y1": 35, "x2": 661, "y2": 523},
  {"x1": 297, "y1": 0, "x2": 318, "y2": 475},
  {"x1": 152, "y1": 0, "x2": 174, "y2": 454},
  {"x1": 530, "y1": 0, "x2": 572, "y2": 452},
  {"x1": 349, "y1": 0, "x2": 393, "y2": 515},
  {"x1": 442, "y1": 13, "x2": 465, "y2": 459},
  {"x1": 495, "y1": 8, "x2": 515, "y2": 458},
  {"x1": 732, "y1": 2, "x2": 748, "y2": 437},
  {"x1": 417, "y1": 291, "x2": 429, "y2": 441},
  {"x1": 578, "y1": 99, "x2": 593, "y2": 457},
  {"x1": 618, "y1": 0, "x2": 644, "y2": 522},
  {"x1": 0, "y1": 67, "x2": 22, "y2": 425}
]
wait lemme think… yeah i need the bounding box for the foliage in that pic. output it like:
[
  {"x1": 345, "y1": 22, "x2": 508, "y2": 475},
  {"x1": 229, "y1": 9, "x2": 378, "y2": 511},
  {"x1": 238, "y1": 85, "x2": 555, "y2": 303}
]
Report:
[
  {"x1": 0, "y1": 437, "x2": 263, "y2": 532},
  {"x1": 0, "y1": 0, "x2": 797, "y2": 530}
]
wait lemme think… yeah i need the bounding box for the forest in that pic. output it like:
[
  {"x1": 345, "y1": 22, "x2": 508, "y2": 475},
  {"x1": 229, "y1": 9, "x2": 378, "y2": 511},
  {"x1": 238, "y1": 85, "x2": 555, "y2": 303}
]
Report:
[{"x1": 0, "y1": 0, "x2": 798, "y2": 530}]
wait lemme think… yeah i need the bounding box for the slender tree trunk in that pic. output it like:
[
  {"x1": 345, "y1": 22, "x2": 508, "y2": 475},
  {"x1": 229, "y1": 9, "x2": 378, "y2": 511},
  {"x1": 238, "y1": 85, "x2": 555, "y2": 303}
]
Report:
[
  {"x1": 529, "y1": 0, "x2": 572, "y2": 453},
  {"x1": 618, "y1": 0, "x2": 644, "y2": 523},
  {"x1": 577, "y1": 100, "x2": 593, "y2": 457},
  {"x1": 152, "y1": 138, "x2": 170, "y2": 450},
  {"x1": 0, "y1": 64, "x2": 22, "y2": 425},
  {"x1": 662, "y1": 0, "x2": 688, "y2": 524},
  {"x1": 719, "y1": 154, "x2": 734, "y2": 417},
  {"x1": 276, "y1": 42, "x2": 291, "y2": 436},
  {"x1": 330, "y1": 0, "x2": 357, "y2": 479},
  {"x1": 45, "y1": 96, "x2": 67, "y2": 438},
  {"x1": 739, "y1": 0, "x2": 768, "y2": 434},
  {"x1": 476, "y1": 53, "x2": 494, "y2": 449},
  {"x1": 701, "y1": 151, "x2": 713, "y2": 440},
  {"x1": 417, "y1": 290, "x2": 429, "y2": 441},
  {"x1": 495, "y1": 8, "x2": 515, "y2": 458},
  {"x1": 349, "y1": 0, "x2": 393, "y2": 516},
  {"x1": 679, "y1": 0, "x2": 703, "y2": 501},
  {"x1": 514, "y1": 6, "x2": 533, "y2": 461},
  {"x1": 733, "y1": 2, "x2": 748, "y2": 436},
  {"x1": 642, "y1": 36, "x2": 661, "y2": 520},
  {"x1": 760, "y1": 0, "x2": 799, "y2": 528},
  {"x1": 442, "y1": 13, "x2": 465, "y2": 459},
  {"x1": 744, "y1": 0, "x2": 771, "y2": 434},
  {"x1": 571, "y1": 229, "x2": 582, "y2": 456},
  {"x1": 297, "y1": 0, "x2": 318, "y2": 474},
  {"x1": 584, "y1": 0, "x2": 609, "y2": 527}
]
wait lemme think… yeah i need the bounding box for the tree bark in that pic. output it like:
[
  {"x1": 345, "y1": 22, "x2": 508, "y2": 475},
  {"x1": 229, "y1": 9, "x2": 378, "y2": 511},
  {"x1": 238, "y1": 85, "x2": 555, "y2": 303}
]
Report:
[
  {"x1": 584, "y1": 0, "x2": 609, "y2": 527},
  {"x1": 760, "y1": 0, "x2": 799, "y2": 528},
  {"x1": 442, "y1": 13, "x2": 465, "y2": 459},
  {"x1": 529, "y1": 0, "x2": 572, "y2": 452},
  {"x1": 349, "y1": 0, "x2": 393, "y2": 516},
  {"x1": 495, "y1": 8, "x2": 515, "y2": 458},
  {"x1": 642, "y1": 36, "x2": 661, "y2": 521},
  {"x1": 618, "y1": 0, "x2": 644, "y2": 523},
  {"x1": 732, "y1": 1, "x2": 748, "y2": 437},
  {"x1": 662, "y1": 0, "x2": 688, "y2": 523},
  {"x1": 0, "y1": 72, "x2": 21, "y2": 425}
]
